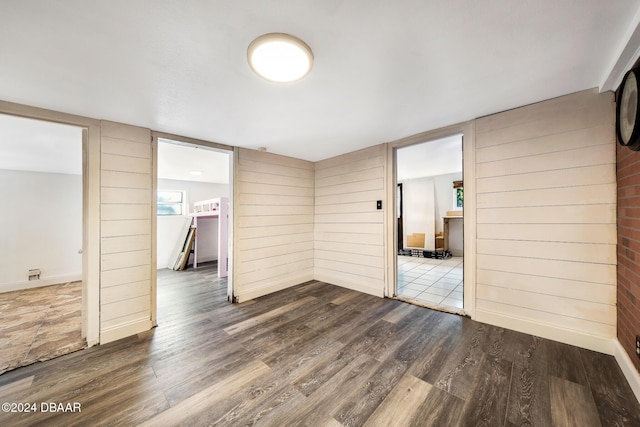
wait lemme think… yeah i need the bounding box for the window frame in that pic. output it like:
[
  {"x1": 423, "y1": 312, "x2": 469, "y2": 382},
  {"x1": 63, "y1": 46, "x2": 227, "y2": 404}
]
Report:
[{"x1": 157, "y1": 190, "x2": 186, "y2": 216}]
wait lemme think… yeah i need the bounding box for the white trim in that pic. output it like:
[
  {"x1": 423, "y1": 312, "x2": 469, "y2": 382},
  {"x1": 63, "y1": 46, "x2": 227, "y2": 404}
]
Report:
[
  {"x1": 100, "y1": 318, "x2": 152, "y2": 344},
  {"x1": 0, "y1": 273, "x2": 82, "y2": 294},
  {"x1": 614, "y1": 339, "x2": 640, "y2": 403},
  {"x1": 229, "y1": 148, "x2": 238, "y2": 302},
  {"x1": 84, "y1": 124, "x2": 101, "y2": 347},
  {"x1": 476, "y1": 308, "x2": 615, "y2": 355},
  {"x1": 0, "y1": 100, "x2": 101, "y2": 348},
  {"x1": 386, "y1": 121, "x2": 476, "y2": 317},
  {"x1": 600, "y1": 6, "x2": 640, "y2": 92},
  {"x1": 151, "y1": 136, "x2": 158, "y2": 327},
  {"x1": 234, "y1": 272, "x2": 314, "y2": 303},
  {"x1": 384, "y1": 144, "x2": 396, "y2": 298}
]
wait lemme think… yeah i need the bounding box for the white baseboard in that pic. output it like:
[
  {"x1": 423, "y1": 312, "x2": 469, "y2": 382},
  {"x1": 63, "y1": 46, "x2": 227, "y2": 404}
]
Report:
[
  {"x1": 100, "y1": 318, "x2": 152, "y2": 344},
  {"x1": 0, "y1": 273, "x2": 82, "y2": 294},
  {"x1": 314, "y1": 273, "x2": 384, "y2": 298},
  {"x1": 614, "y1": 339, "x2": 640, "y2": 402},
  {"x1": 234, "y1": 272, "x2": 314, "y2": 303},
  {"x1": 475, "y1": 308, "x2": 615, "y2": 355}
]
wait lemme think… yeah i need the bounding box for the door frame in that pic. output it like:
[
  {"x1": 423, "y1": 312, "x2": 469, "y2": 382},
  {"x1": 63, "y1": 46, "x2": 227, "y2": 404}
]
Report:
[
  {"x1": 0, "y1": 100, "x2": 102, "y2": 346},
  {"x1": 150, "y1": 131, "x2": 235, "y2": 326},
  {"x1": 385, "y1": 120, "x2": 476, "y2": 318}
]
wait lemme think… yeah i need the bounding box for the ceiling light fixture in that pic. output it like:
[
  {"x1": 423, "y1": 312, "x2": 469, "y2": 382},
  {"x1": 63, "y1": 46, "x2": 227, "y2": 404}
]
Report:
[
  {"x1": 247, "y1": 33, "x2": 313, "y2": 83},
  {"x1": 189, "y1": 170, "x2": 203, "y2": 176}
]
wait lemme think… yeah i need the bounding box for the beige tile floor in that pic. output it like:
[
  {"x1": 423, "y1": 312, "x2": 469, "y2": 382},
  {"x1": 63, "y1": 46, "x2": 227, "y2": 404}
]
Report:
[
  {"x1": 397, "y1": 255, "x2": 463, "y2": 312},
  {"x1": 0, "y1": 281, "x2": 85, "y2": 375}
]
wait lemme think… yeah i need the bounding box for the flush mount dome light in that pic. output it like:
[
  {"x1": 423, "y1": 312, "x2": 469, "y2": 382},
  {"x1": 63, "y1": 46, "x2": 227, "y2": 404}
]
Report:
[{"x1": 247, "y1": 33, "x2": 313, "y2": 83}]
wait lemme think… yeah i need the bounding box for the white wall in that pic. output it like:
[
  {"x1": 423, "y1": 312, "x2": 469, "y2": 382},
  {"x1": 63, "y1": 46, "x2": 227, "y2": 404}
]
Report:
[
  {"x1": 234, "y1": 148, "x2": 314, "y2": 302},
  {"x1": 433, "y1": 172, "x2": 462, "y2": 232},
  {"x1": 315, "y1": 145, "x2": 386, "y2": 297},
  {"x1": 474, "y1": 89, "x2": 617, "y2": 353},
  {"x1": 156, "y1": 178, "x2": 229, "y2": 269},
  {"x1": 434, "y1": 172, "x2": 463, "y2": 256},
  {"x1": 0, "y1": 169, "x2": 82, "y2": 292},
  {"x1": 401, "y1": 177, "x2": 435, "y2": 250},
  {"x1": 399, "y1": 172, "x2": 462, "y2": 253}
]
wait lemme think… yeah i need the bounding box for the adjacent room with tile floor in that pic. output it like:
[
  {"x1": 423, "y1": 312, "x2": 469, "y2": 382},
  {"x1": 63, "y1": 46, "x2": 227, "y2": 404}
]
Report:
[{"x1": 397, "y1": 256, "x2": 463, "y2": 312}]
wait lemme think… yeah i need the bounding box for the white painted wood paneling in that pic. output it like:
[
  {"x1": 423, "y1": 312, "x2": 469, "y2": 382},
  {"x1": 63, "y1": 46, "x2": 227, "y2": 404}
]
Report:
[
  {"x1": 233, "y1": 148, "x2": 314, "y2": 302},
  {"x1": 474, "y1": 89, "x2": 617, "y2": 352},
  {"x1": 314, "y1": 145, "x2": 386, "y2": 297},
  {"x1": 476, "y1": 164, "x2": 615, "y2": 194},
  {"x1": 100, "y1": 121, "x2": 152, "y2": 343}
]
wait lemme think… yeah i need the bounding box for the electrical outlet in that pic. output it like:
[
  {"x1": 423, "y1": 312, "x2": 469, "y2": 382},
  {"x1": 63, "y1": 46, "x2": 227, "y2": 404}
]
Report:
[
  {"x1": 636, "y1": 336, "x2": 640, "y2": 358},
  {"x1": 28, "y1": 269, "x2": 41, "y2": 281}
]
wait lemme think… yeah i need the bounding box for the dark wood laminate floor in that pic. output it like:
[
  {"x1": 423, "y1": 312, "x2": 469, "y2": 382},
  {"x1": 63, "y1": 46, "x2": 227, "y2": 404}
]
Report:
[{"x1": 1, "y1": 264, "x2": 639, "y2": 426}]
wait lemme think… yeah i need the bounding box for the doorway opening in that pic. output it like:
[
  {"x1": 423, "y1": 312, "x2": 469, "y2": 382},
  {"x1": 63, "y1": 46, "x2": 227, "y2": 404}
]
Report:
[
  {"x1": 395, "y1": 134, "x2": 464, "y2": 313},
  {"x1": 0, "y1": 113, "x2": 86, "y2": 373},
  {"x1": 155, "y1": 138, "x2": 233, "y2": 325}
]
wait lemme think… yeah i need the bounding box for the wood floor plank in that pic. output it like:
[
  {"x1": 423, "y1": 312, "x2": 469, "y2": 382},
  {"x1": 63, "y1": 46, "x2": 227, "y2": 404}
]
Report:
[
  {"x1": 0, "y1": 375, "x2": 33, "y2": 400},
  {"x1": 409, "y1": 386, "x2": 465, "y2": 426},
  {"x1": 1, "y1": 266, "x2": 638, "y2": 426},
  {"x1": 505, "y1": 335, "x2": 553, "y2": 426},
  {"x1": 396, "y1": 311, "x2": 459, "y2": 367},
  {"x1": 160, "y1": 347, "x2": 255, "y2": 405},
  {"x1": 405, "y1": 314, "x2": 466, "y2": 384},
  {"x1": 212, "y1": 343, "x2": 345, "y2": 426},
  {"x1": 456, "y1": 324, "x2": 512, "y2": 426},
  {"x1": 580, "y1": 348, "x2": 640, "y2": 426},
  {"x1": 458, "y1": 356, "x2": 512, "y2": 427},
  {"x1": 215, "y1": 385, "x2": 307, "y2": 427},
  {"x1": 281, "y1": 353, "x2": 381, "y2": 426},
  {"x1": 332, "y1": 299, "x2": 400, "y2": 344},
  {"x1": 547, "y1": 339, "x2": 589, "y2": 385},
  {"x1": 293, "y1": 320, "x2": 399, "y2": 397},
  {"x1": 550, "y1": 375, "x2": 603, "y2": 427},
  {"x1": 217, "y1": 339, "x2": 343, "y2": 425},
  {"x1": 432, "y1": 321, "x2": 488, "y2": 400},
  {"x1": 323, "y1": 418, "x2": 345, "y2": 427},
  {"x1": 381, "y1": 302, "x2": 417, "y2": 324},
  {"x1": 257, "y1": 326, "x2": 336, "y2": 370},
  {"x1": 223, "y1": 295, "x2": 317, "y2": 335},
  {"x1": 330, "y1": 290, "x2": 360, "y2": 305},
  {"x1": 304, "y1": 303, "x2": 367, "y2": 337},
  {"x1": 362, "y1": 373, "x2": 431, "y2": 427},
  {"x1": 335, "y1": 358, "x2": 409, "y2": 426},
  {"x1": 139, "y1": 359, "x2": 271, "y2": 427}
]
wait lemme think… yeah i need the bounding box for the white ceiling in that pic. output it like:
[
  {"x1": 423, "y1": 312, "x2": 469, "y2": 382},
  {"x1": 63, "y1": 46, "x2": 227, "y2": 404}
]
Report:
[
  {"x1": 0, "y1": 114, "x2": 230, "y2": 183},
  {"x1": 0, "y1": 114, "x2": 83, "y2": 175},
  {"x1": 397, "y1": 134, "x2": 462, "y2": 181},
  {"x1": 158, "y1": 139, "x2": 229, "y2": 184},
  {"x1": 1, "y1": 1, "x2": 639, "y2": 162}
]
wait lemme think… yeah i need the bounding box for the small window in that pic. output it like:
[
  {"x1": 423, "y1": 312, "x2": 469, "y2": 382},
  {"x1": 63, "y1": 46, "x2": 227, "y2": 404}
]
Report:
[{"x1": 157, "y1": 190, "x2": 184, "y2": 215}]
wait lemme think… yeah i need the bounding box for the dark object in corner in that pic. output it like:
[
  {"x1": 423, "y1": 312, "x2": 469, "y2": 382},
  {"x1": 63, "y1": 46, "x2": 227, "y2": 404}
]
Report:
[{"x1": 617, "y1": 67, "x2": 640, "y2": 151}]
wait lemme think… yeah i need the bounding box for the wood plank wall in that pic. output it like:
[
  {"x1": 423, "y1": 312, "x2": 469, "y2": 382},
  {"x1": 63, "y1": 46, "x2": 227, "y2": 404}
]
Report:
[
  {"x1": 474, "y1": 89, "x2": 617, "y2": 351},
  {"x1": 100, "y1": 121, "x2": 153, "y2": 343},
  {"x1": 314, "y1": 144, "x2": 386, "y2": 297},
  {"x1": 233, "y1": 148, "x2": 314, "y2": 302}
]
